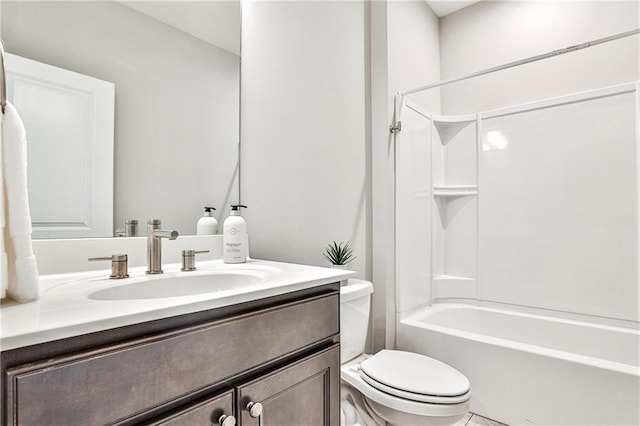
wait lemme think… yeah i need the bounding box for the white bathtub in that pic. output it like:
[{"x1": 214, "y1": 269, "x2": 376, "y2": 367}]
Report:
[{"x1": 397, "y1": 304, "x2": 640, "y2": 425}]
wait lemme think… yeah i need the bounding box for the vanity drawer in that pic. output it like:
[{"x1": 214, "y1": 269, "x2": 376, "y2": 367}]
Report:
[
  {"x1": 149, "y1": 389, "x2": 234, "y2": 426},
  {"x1": 5, "y1": 293, "x2": 338, "y2": 425}
]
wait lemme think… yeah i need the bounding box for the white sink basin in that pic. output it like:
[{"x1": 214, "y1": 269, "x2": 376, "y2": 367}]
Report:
[
  {"x1": 1, "y1": 259, "x2": 354, "y2": 352},
  {"x1": 88, "y1": 271, "x2": 270, "y2": 300},
  {"x1": 46, "y1": 266, "x2": 281, "y2": 301}
]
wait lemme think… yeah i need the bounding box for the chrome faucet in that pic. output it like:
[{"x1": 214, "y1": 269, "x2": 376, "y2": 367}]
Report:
[{"x1": 146, "y1": 219, "x2": 178, "y2": 274}]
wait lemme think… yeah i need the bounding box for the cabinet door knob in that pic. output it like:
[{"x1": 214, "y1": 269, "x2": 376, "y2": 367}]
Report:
[
  {"x1": 246, "y1": 401, "x2": 263, "y2": 418},
  {"x1": 217, "y1": 414, "x2": 236, "y2": 426}
]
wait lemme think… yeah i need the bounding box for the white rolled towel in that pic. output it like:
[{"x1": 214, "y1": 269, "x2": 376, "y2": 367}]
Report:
[
  {"x1": 8, "y1": 255, "x2": 39, "y2": 302},
  {"x1": 3, "y1": 102, "x2": 33, "y2": 235},
  {"x1": 2, "y1": 101, "x2": 39, "y2": 302},
  {"x1": 1, "y1": 251, "x2": 7, "y2": 299},
  {"x1": 1, "y1": 110, "x2": 5, "y2": 299}
]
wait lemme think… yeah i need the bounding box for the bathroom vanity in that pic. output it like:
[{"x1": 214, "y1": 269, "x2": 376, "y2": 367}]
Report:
[{"x1": 0, "y1": 260, "x2": 349, "y2": 425}]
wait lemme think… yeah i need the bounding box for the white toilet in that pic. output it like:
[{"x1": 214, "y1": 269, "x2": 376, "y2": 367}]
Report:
[{"x1": 340, "y1": 279, "x2": 470, "y2": 426}]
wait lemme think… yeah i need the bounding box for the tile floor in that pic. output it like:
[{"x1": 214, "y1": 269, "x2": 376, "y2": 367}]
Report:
[{"x1": 455, "y1": 412, "x2": 508, "y2": 426}]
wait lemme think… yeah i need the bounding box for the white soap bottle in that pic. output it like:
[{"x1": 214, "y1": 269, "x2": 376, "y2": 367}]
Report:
[
  {"x1": 197, "y1": 207, "x2": 218, "y2": 235},
  {"x1": 223, "y1": 204, "x2": 248, "y2": 263}
]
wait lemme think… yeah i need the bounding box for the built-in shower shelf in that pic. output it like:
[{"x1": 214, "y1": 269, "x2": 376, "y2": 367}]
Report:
[
  {"x1": 432, "y1": 114, "x2": 476, "y2": 145},
  {"x1": 432, "y1": 275, "x2": 478, "y2": 299},
  {"x1": 433, "y1": 185, "x2": 478, "y2": 197},
  {"x1": 433, "y1": 275, "x2": 474, "y2": 282},
  {"x1": 432, "y1": 275, "x2": 477, "y2": 299}
]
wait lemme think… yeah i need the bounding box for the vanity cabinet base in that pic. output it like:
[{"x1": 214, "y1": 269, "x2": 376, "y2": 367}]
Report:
[{"x1": 2, "y1": 285, "x2": 340, "y2": 425}]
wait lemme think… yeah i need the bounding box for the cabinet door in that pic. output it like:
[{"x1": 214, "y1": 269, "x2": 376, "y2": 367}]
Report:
[
  {"x1": 236, "y1": 345, "x2": 339, "y2": 426},
  {"x1": 149, "y1": 390, "x2": 234, "y2": 426}
]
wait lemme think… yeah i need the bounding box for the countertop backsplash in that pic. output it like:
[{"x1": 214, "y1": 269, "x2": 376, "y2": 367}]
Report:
[{"x1": 32, "y1": 235, "x2": 223, "y2": 275}]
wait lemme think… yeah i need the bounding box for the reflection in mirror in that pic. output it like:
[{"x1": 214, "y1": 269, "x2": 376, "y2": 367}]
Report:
[
  {"x1": 0, "y1": 0, "x2": 241, "y2": 238},
  {"x1": 5, "y1": 52, "x2": 116, "y2": 239}
]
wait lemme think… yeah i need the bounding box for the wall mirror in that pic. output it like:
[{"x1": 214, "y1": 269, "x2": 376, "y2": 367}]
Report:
[{"x1": 1, "y1": 0, "x2": 241, "y2": 238}]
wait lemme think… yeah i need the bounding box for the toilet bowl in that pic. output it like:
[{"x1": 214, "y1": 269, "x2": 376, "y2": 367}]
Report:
[{"x1": 340, "y1": 280, "x2": 470, "y2": 426}]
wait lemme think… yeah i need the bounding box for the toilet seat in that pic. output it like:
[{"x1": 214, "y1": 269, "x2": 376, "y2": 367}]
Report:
[
  {"x1": 341, "y1": 354, "x2": 470, "y2": 419},
  {"x1": 359, "y1": 371, "x2": 470, "y2": 405},
  {"x1": 359, "y1": 350, "x2": 470, "y2": 404}
]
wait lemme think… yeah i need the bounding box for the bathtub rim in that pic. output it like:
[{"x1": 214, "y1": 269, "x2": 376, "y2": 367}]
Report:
[
  {"x1": 399, "y1": 303, "x2": 640, "y2": 377},
  {"x1": 399, "y1": 298, "x2": 640, "y2": 331}
]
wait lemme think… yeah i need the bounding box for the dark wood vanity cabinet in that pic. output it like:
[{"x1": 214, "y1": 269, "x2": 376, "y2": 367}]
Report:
[
  {"x1": 147, "y1": 345, "x2": 340, "y2": 426},
  {"x1": 1, "y1": 285, "x2": 340, "y2": 426}
]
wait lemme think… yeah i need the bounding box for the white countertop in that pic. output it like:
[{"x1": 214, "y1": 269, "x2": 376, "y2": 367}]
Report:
[{"x1": 0, "y1": 259, "x2": 354, "y2": 351}]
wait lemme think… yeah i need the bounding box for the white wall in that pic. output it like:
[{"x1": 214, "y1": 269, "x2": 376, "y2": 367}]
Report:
[
  {"x1": 2, "y1": 1, "x2": 240, "y2": 236},
  {"x1": 394, "y1": 105, "x2": 432, "y2": 314},
  {"x1": 388, "y1": 1, "x2": 441, "y2": 112},
  {"x1": 440, "y1": 1, "x2": 639, "y2": 114},
  {"x1": 371, "y1": 0, "x2": 440, "y2": 348},
  {"x1": 241, "y1": 1, "x2": 369, "y2": 277},
  {"x1": 479, "y1": 87, "x2": 638, "y2": 321},
  {"x1": 436, "y1": 1, "x2": 640, "y2": 322}
]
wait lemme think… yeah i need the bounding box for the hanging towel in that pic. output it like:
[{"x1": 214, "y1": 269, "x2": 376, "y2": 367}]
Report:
[
  {"x1": 1, "y1": 101, "x2": 39, "y2": 302},
  {"x1": 1, "y1": 107, "x2": 6, "y2": 299}
]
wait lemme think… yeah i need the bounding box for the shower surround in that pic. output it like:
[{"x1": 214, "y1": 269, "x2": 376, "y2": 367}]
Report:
[{"x1": 394, "y1": 82, "x2": 640, "y2": 424}]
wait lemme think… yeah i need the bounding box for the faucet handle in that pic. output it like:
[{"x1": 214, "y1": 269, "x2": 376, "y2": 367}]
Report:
[
  {"x1": 125, "y1": 219, "x2": 138, "y2": 237},
  {"x1": 181, "y1": 250, "x2": 210, "y2": 271},
  {"x1": 89, "y1": 254, "x2": 130, "y2": 279}
]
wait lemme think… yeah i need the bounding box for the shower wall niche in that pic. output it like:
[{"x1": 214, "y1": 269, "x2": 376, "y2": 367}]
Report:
[{"x1": 431, "y1": 114, "x2": 478, "y2": 300}]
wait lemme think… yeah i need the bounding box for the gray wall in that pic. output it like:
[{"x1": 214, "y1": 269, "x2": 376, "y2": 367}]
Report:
[
  {"x1": 242, "y1": 0, "x2": 441, "y2": 351},
  {"x1": 241, "y1": 1, "x2": 370, "y2": 277},
  {"x1": 2, "y1": 1, "x2": 240, "y2": 236}
]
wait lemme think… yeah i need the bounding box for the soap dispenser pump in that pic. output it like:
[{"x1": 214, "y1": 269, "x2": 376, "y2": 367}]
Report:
[
  {"x1": 223, "y1": 204, "x2": 248, "y2": 264},
  {"x1": 197, "y1": 207, "x2": 218, "y2": 235}
]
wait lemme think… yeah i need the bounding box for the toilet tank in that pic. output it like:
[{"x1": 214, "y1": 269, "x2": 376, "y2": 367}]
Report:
[{"x1": 340, "y1": 279, "x2": 374, "y2": 363}]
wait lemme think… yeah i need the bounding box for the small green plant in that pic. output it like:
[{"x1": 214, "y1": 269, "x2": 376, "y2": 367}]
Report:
[{"x1": 323, "y1": 241, "x2": 355, "y2": 265}]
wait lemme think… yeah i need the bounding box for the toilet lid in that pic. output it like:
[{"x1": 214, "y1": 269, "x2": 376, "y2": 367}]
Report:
[{"x1": 359, "y1": 350, "x2": 470, "y2": 403}]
